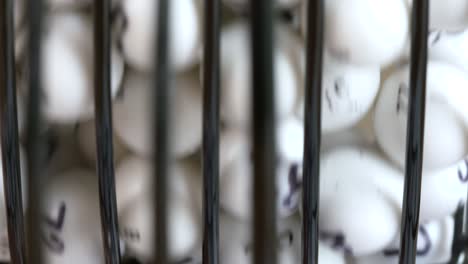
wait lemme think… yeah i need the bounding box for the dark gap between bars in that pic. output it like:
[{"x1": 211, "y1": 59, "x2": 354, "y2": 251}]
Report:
[
  {"x1": 398, "y1": 0, "x2": 429, "y2": 263},
  {"x1": 0, "y1": 0, "x2": 27, "y2": 263},
  {"x1": 302, "y1": 0, "x2": 325, "y2": 263},
  {"x1": 154, "y1": 0, "x2": 170, "y2": 263},
  {"x1": 250, "y1": 1, "x2": 277, "y2": 264},
  {"x1": 94, "y1": 1, "x2": 122, "y2": 263},
  {"x1": 202, "y1": 0, "x2": 221, "y2": 263},
  {"x1": 25, "y1": 0, "x2": 44, "y2": 262}
]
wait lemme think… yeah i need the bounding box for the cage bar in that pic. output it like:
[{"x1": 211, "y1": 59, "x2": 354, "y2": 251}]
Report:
[
  {"x1": 0, "y1": 0, "x2": 27, "y2": 263},
  {"x1": 202, "y1": 0, "x2": 221, "y2": 263},
  {"x1": 154, "y1": 0, "x2": 171, "y2": 263},
  {"x1": 302, "y1": 0, "x2": 325, "y2": 263},
  {"x1": 250, "y1": 1, "x2": 277, "y2": 263},
  {"x1": 93, "y1": 1, "x2": 122, "y2": 263},
  {"x1": 25, "y1": 0, "x2": 44, "y2": 262},
  {"x1": 398, "y1": 0, "x2": 429, "y2": 263}
]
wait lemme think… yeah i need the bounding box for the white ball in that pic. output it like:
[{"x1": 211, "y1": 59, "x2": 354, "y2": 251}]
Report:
[
  {"x1": 113, "y1": 71, "x2": 202, "y2": 158},
  {"x1": 302, "y1": 0, "x2": 409, "y2": 66},
  {"x1": 219, "y1": 128, "x2": 249, "y2": 175},
  {"x1": 39, "y1": 13, "x2": 124, "y2": 123},
  {"x1": 220, "y1": 118, "x2": 303, "y2": 220},
  {"x1": 319, "y1": 147, "x2": 401, "y2": 256},
  {"x1": 220, "y1": 22, "x2": 298, "y2": 126},
  {"x1": 219, "y1": 213, "x2": 346, "y2": 264},
  {"x1": 120, "y1": 0, "x2": 200, "y2": 72},
  {"x1": 115, "y1": 156, "x2": 202, "y2": 217},
  {"x1": 42, "y1": 170, "x2": 104, "y2": 264},
  {"x1": 355, "y1": 216, "x2": 454, "y2": 264},
  {"x1": 76, "y1": 119, "x2": 128, "y2": 169},
  {"x1": 419, "y1": 157, "x2": 468, "y2": 221},
  {"x1": 119, "y1": 192, "x2": 200, "y2": 262},
  {"x1": 407, "y1": 0, "x2": 468, "y2": 30},
  {"x1": 374, "y1": 62, "x2": 468, "y2": 170},
  {"x1": 429, "y1": 29, "x2": 468, "y2": 73},
  {"x1": 296, "y1": 54, "x2": 381, "y2": 133}
]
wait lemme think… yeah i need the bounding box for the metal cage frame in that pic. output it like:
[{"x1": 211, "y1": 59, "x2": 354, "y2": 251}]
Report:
[{"x1": 0, "y1": 0, "x2": 466, "y2": 263}]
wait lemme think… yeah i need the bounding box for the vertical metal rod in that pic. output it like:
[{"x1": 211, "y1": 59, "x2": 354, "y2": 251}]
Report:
[
  {"x1": 448, "y1": 206, "x2": 464, "y2": 264},
  {"x1": 202, "y1": 0, "x2": 221, "y2": 263},
  {"x1": 25, "y1": 0, "x2": 44, "y2": 262},
  {"x1": 250, "y1": 1, "x2": 277, "y2": 263},
  {"x1": 302, "y1": 0, "x2": 325, "y2": 263},
  {"x1": 0, "y1": 0, "x2": 27, "y2": 263},
  {"x1": 398, "y1": 0, "x2": 429, "y2": 263},
  {"x1": 154, "y1": 0, "x2": 170, "y2": 263},
  {"x1": 94, "y1": 1, "x2": 122, "y2": 263}
]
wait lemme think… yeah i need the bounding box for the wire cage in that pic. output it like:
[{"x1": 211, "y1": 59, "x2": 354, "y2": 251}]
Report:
[{"x1": 0, "y1": 0, "x2": 466, "y2": 263}]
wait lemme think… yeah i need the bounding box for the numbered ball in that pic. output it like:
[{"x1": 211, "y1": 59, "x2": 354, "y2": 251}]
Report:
[
  {"x1": 35, "y1": 13, "x2": 124, "y2": 123},
  {"x1": 318, "y1": 147, "x2": 401, "y2": 256},
  {"x1": 355, "y1": 216, "x2": 454, "y2": 264},
  {"x1": 42, "y1": 170, "x2": 105, "y2": 264},
  {"x1": 115, "y1": 156, "x2": 203, "y2": 217},
  {"x1": 119, "y1": 192, "x2": 200, "y2": 262},
  {"x1": 296, "y1": 53, "x2": 380, "y2": 133},
  {"x1": 220, "y1": 213, "x2": 346, "y2": 264},
  {"x1": 429, "y1": 29, "x2": 468, "y2": 73},
  {"x1": 113, "y1": 71, "x2": 202, "y2": 158},
  {"x1": 220, "y1": 118, "x2": 304, "y2": 220},
  {"x1": 374, "y1": 62, "x2": 468, "y2": 170},
  {"x1": 120, "y1": 0, "x2": 201, "y2": 72},
  {"x1": 220, "y1": 22, "x2": 298, "y2": 126},
  {"x1": 302, "y1": 0, "x2": 408, "y2": 66}
]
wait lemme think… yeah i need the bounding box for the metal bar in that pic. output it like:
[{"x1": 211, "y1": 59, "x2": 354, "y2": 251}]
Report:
[
  {"x1": 154, "y1": 0, "x2": 170, "y2": 263},
  {"x1": 448, "y1": 206, "x2": 464, "y2": 264},
  {"x1": 302, "y1": 0, "x2": 325, "y2": 263},
  {"x1": 25, "y1": 0, "x2": 44, "y2": 262},
  {"x1": 398, "y1": 0, "x2": 429, "y2": 263},
  {"x1": 94, "y1": 1, "x2": 122, "y2": 263},
  {"x1": 250, "y1": 1, "x2": 277, "y2": 263},
  {"x1": 0, "y1": 0, "x2": 27, "y2": 263},
  {"x1": 202, "y1": 0, "x2": 221, "y2": 263}
]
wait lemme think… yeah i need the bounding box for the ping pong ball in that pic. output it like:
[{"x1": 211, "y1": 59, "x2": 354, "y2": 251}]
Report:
[
  {"x1": 120, "y1": 0, "x2": 200, "y2": 73},
  {"x1": 113, "y1": 71, "x2": 202, "y2": 158},
  {"x1": 39, "y1": 13, "x2": 124, "y2": 124},
  {"x1": 220, "y1": 22, "x2": 297, "y2": 126},
  {"x1": 296, "y1": 54, "x2": 380, "y2": 134},
  {"x1": 319, "y1": 147, "x2": 401, "y2": 256},
  {"x1": 115, "y1": 156, "x2": 203, "y2": 218},
  {"x1": 220, "y1": 118, "x2": 304, "y2": 220},
  {"x1": 355, "y1": 216, "x2": 454, "y2": 264},
  {"x1": 301, "y1": 0, "x2": 409, "y2": 66},
  {"x1": 429, "y1": 29, "x2": 468, "y2": 73},
  {"x1": 119, "y1": 193, "x2": 200, "y2": 262},
  {"x1": 42, "y1": 170, "x2": 104, "y2": 264},
  {"x1": 374, "y1": 62, "x2": 468, "y2": 170}
]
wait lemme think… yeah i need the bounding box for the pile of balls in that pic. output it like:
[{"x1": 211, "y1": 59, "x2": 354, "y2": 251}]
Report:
[{"x1": 3, "y1": 0, "x2": 468, "y2": 263}]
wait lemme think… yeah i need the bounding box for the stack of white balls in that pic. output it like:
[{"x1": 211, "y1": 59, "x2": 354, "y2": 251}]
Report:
[{"x1": 1, "y1": 0, "x2": 467, "y2": 263}]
